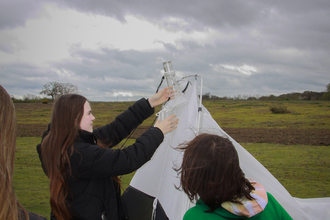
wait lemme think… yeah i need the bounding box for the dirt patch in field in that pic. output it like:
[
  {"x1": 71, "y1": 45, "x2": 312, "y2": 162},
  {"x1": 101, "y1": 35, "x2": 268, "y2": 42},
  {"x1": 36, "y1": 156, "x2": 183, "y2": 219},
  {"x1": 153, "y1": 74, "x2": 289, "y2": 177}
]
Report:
[
  {"x1": 18, "y1": 124, "x2": 330, "y2": 146},
  {"x1": 132, "y1": 127, "x2": 330, "y2": 146},
  {"x1": 221, "y1": 128, "x2": 330, "y2": 146},
  {"x1": 17, "y1": 124, "x2": 48, "y2": 138}
]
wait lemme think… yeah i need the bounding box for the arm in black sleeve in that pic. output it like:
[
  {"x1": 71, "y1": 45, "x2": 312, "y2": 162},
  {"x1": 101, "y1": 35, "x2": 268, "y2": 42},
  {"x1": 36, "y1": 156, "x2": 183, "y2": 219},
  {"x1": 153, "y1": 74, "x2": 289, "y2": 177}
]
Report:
[
  {"x1": 94, "y1": 98, "x2": 155, "y2": 146},
  {"x1": 70, "y1": 126, "x2": 164, "y2": 178}
]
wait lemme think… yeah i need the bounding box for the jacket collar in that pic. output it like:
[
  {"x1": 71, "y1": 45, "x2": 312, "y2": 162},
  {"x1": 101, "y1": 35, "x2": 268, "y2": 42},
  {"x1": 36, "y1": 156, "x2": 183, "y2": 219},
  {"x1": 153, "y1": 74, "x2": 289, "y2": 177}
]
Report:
[{"x1": 78, "y1": 130, "x2": 97, "y2": 144}]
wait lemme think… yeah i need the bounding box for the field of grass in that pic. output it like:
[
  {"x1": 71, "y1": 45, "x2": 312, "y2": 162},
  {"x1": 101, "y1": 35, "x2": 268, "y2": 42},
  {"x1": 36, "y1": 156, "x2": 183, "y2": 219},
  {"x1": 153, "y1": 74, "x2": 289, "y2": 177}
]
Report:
[
  {"x1": 12, "y1": 100, "x2": 330, "y2": 218},
  {"x1": 242, "y1": 143, "x2": 330, "y2": 198},
  {"x1": 204, "y1": 100, "x2": 330, "y2": 129},
  {"x1": 14, "y1": 137, "x2": 49, "y2": 217}
]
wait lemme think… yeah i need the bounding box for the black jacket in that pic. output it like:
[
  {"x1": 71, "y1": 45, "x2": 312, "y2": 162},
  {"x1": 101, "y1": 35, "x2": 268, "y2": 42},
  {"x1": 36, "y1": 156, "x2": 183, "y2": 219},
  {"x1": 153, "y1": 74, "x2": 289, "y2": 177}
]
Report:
[{"x1": 37, "y1": 98, "x2": 164, "y2": 220}]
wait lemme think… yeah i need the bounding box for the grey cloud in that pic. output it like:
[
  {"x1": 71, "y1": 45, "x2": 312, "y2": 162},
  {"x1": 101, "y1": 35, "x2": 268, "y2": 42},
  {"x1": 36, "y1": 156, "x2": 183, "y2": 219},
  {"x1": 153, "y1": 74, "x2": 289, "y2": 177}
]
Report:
[
  {"x1": 1, "y1": 0, "x2": 329, "y2": 101},
  {"x1": 3, "y1": 0, "x2": 330, "y2": 53},
  {"x1": 0, "y1": 33, "x2": 27, "y2": 54},
  {"x1": 53, "y1": 0, "x2": 268, "y2": 31},
  {"x1": 0, "y1": 62, "x2": 51, "y2": 97},
  {"x1": 0, "y1": 0, "x2": 44, "y2": 30},
  {"x1": 58, "y1": 46, "x2": 165, "y2": 80}
]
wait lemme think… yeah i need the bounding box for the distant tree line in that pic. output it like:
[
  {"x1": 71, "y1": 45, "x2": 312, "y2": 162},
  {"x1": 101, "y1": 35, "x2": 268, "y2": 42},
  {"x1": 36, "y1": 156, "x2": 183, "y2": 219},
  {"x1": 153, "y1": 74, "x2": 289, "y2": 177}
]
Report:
[
  {"x1": 202, "y1": 83, "x2": 330, "y2": 101},
  {"x1": 13, "y1": 82, "x2": 330, "y2": 102}
]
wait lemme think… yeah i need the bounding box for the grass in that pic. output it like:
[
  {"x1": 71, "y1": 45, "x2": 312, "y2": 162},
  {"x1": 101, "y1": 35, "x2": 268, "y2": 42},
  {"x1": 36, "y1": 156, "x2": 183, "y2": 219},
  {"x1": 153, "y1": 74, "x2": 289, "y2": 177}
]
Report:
[
  {"x1": 242, "y1": 143, "x2": 330, "y2": 198},
  {"x1": 14, "y1": 100, "x2": 330, "y2": 129},
  {"x1": 204, "y1": 100, "x2": 330, "y2": 129},
  {"x1": 14, "y1": 137, "x2": 50, "y2": 218},
  {"x1": 12, "y1": 100, "x2": 330, "y2": 218}
]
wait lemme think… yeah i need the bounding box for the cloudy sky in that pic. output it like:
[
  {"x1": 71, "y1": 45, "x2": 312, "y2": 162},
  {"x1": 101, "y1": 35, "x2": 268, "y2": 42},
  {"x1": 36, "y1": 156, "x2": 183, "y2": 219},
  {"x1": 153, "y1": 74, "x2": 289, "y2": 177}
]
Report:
[{"x1": 1, "y1": 0, "x2": 330, "y2": 101}]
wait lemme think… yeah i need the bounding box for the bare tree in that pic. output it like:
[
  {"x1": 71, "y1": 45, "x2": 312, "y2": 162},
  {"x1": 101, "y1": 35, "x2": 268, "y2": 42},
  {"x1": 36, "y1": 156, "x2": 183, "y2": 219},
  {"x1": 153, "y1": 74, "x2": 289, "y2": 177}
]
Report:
[
  {"x1": 327, "y1": 83, "x2": 330, "y2": 93},
  {"x1": 202, "y1": 92, "x2": 211, "y2": 100},
  {"x1": 23, "y1": 94, "x2": 41, "y2": 101},
  {"x1": 40, "y1": 82, "x2": 78, "y2": 100}
]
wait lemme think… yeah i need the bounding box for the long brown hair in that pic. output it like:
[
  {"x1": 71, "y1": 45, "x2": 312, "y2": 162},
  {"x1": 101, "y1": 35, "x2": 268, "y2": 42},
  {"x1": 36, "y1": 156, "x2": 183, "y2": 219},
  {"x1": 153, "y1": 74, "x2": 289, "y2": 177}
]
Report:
[
  {"x1": 0, "y1": 85, "x2": 29, "y2": 220},
  {"x1": 41, "y1": 94, "x2": 122, "y2": 220},
  {"x1": 176, "y1": 133, "x2": 255, "y2": 212},
  {"x1": 41, "y1": 94, "x2": 87, "y2": 220}
]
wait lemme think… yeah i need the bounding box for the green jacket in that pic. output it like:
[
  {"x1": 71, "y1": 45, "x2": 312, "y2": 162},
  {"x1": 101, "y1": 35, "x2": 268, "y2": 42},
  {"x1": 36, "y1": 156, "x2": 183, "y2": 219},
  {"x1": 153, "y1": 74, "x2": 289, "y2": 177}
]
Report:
[{"x1": 183, "y1": 193, "x2": 292, "y2": 220}]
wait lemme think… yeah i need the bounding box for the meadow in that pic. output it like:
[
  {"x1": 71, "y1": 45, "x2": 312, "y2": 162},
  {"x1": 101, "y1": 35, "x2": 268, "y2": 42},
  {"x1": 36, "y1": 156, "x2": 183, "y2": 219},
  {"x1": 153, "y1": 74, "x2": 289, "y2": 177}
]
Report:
[{"x1": 13, "y1": 100, "x2": 330, "y2": 218}]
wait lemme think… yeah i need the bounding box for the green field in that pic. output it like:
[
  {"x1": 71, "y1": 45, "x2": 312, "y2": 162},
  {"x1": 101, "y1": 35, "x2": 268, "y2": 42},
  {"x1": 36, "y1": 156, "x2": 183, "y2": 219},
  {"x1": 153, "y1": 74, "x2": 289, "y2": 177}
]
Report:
[
  {"x1": 13, "y1": 100, "x2": 330, "y2": 218},
  {"x1": 204, "y1": 100, "x2": 330, "y2": 129}
]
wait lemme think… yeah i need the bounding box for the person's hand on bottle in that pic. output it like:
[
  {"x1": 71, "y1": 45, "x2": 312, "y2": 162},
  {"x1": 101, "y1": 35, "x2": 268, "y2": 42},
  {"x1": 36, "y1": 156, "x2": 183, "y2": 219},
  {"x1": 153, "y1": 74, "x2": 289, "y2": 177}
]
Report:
[{"x1": 148, "y1": 86, "x2": 176, "y2": 108}]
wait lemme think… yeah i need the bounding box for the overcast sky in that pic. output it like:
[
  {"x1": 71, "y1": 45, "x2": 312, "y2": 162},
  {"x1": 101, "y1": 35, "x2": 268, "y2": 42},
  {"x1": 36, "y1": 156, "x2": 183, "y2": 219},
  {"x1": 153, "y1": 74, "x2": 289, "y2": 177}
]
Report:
[{"x1": 1, "y1": 0, "x2": 330, "y2": 101}]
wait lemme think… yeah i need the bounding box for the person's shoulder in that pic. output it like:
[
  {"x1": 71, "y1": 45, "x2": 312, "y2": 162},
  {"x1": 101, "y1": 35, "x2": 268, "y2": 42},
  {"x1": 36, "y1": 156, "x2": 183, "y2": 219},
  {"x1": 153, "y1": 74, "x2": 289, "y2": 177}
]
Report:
[
  {"x1": 265, "y1": 192, "x2": 293, "y2": 220},
  {"x1": 266, "y1": 192, "x2": 281, "y2": 205},
  {"x1": 183, "y1": 206, "x2": 201, "y2": 220},
  {"x1": 183, "y1": 204, "x2": 208, "y2": 220},
  {"x1": 73, "y1": 141, "x2": 107, "y2": 158}
]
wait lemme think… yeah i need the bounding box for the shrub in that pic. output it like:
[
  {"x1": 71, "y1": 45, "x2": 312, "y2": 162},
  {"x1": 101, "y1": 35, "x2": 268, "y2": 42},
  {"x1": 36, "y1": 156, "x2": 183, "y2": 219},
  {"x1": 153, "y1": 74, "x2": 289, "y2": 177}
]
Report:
[
  {"x1": 322, "y1": 93, "x2": 330, "y2": 101},
  {"x1": 42, "y1": 99, "x2": 48, "y2": 104},
  {"x1": 269, "y1": 105, "x2": 291, "y2": 114}
]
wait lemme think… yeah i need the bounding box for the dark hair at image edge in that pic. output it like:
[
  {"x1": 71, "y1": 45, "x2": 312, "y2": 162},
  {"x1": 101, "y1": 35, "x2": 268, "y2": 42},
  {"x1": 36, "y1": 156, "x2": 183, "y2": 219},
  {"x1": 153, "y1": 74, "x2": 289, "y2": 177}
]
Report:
[
  {"x1": 175, "y1": 133, "x2": 255, "y2": 212},
  {"x1": 0, "y1": 85, "x2": 30, "y2": 220}
]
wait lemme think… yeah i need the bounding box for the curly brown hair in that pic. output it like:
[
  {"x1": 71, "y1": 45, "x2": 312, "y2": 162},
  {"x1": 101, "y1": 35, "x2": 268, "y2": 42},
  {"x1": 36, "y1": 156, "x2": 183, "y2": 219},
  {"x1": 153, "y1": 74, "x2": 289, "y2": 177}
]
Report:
[{"x1": 176, "y1": 133, "x2": 255, "y2": 212}]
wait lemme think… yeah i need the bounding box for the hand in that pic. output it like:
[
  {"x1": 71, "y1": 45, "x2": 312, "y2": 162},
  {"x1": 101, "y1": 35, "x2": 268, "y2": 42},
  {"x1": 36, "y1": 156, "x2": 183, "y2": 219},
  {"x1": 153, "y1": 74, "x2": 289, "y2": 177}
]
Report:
[
  {"x1": 148, "y1": 86, "x2": 176, "y2": 108},
  {"x1": 154, "y1": 115, "x2": 179, "y2": 135}
]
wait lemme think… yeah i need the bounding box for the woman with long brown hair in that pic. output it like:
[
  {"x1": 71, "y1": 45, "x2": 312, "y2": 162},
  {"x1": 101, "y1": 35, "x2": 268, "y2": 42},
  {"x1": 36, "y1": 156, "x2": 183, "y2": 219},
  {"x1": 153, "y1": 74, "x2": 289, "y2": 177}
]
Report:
[
  {"x1": 177, "y1": 133, "x2": 292, "y2": 220},
  {"x1": 37, "y1": 87, "x2": 178, "y2": 220},
  {"x1": 0, "y1": 85, "x2": 47, "y2": 220}
]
